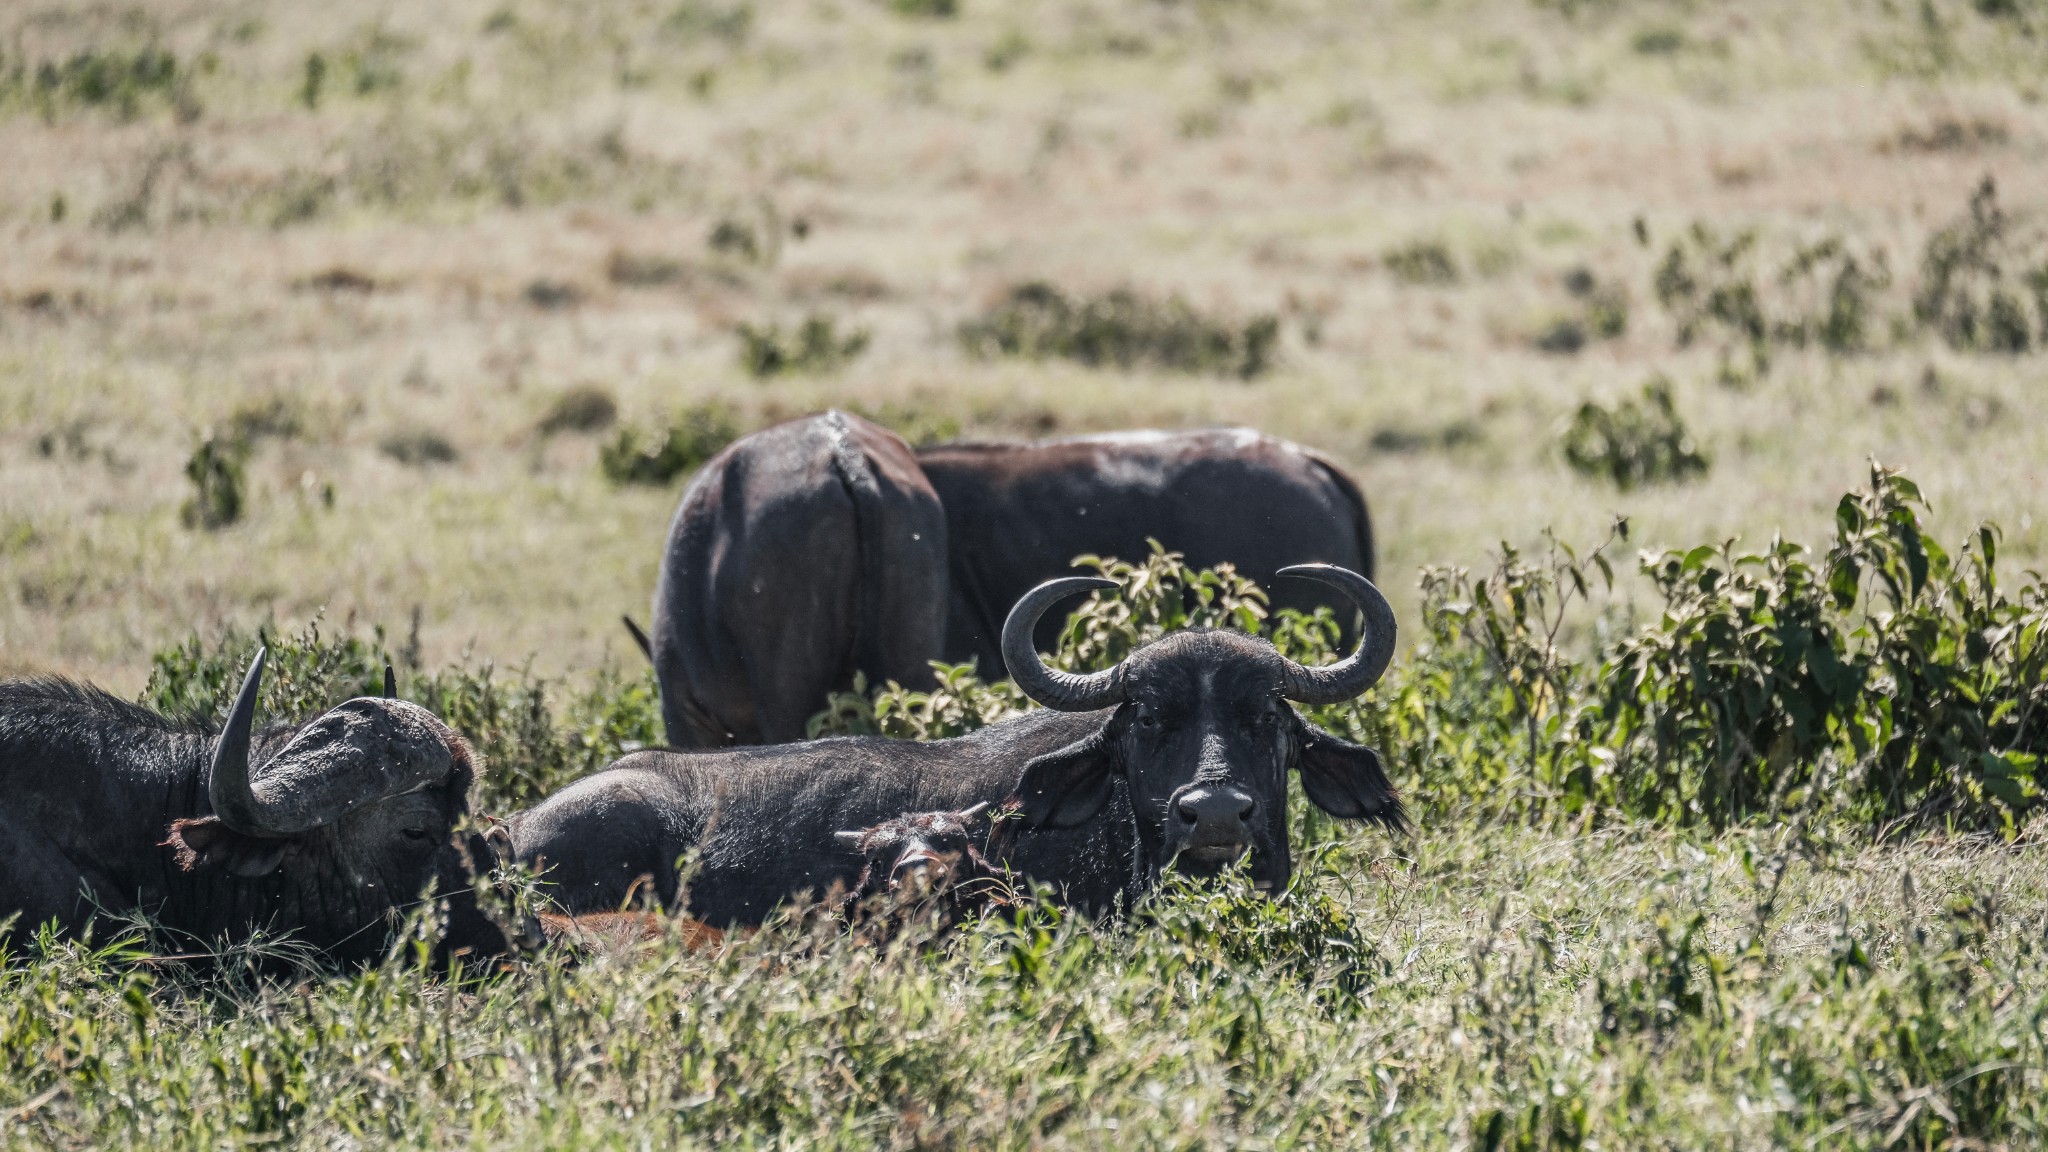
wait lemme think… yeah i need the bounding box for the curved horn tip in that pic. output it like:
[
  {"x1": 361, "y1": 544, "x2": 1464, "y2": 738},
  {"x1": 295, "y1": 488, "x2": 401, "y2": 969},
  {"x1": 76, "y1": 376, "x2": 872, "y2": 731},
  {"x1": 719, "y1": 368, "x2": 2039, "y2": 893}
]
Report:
[
  {"x1": 382, "y1": 664, "x2": 397, "y2": 699},
  {"x1": 1000, "y1": 576, "x2": 1130, "y2": 712},
  {"x1": 833, "y1": 830, "x2": 865, "y2": 848},
  {"x1": 957, "y1": 801, "x2": 990, "y2": 819}
]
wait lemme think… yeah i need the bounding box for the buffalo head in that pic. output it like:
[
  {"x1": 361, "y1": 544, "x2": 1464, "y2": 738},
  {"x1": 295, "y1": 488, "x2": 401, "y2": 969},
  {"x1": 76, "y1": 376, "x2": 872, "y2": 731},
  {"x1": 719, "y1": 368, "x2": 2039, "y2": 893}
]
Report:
[
  {"x1": 1003, "y1": 565, "x2": 1401, "y2": 892},
  {"x1": 162, "y1": 649, "x2": 489, "y2": 957},
  {"x1": 834, "y1": 802, "x2": 1002, "y2": 921}
]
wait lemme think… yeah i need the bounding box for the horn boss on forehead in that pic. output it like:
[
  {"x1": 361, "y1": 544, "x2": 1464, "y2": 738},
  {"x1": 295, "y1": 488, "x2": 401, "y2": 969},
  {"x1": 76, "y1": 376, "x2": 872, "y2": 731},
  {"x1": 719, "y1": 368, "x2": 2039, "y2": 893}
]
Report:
[{"x1": 207, "y1": 647, "x2": 466, "y2": 838}]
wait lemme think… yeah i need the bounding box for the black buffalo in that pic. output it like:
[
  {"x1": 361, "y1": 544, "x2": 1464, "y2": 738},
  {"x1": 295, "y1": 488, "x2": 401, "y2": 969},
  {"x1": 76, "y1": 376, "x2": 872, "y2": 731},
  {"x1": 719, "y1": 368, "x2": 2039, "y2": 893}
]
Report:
[
  {"x1": 648, "y1": 410, "x2": 948, "y2": 746},
  {"x1": 915, "y1": 427, "x2": 1376, "y2": 675},
  {"x1": 645, "y1": 417, "x2": 1373, "y2": 748},
  {"x1": 513, "y1": 565, "x2": 1401, "y2": 924},
  {"x1": 0, "y1": 651, "x2": 505, "y2": 963}
]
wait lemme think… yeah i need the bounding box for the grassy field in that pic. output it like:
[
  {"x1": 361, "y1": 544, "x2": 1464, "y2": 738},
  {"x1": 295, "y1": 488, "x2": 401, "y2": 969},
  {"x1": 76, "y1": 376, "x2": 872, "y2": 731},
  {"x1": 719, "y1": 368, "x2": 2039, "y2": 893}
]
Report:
[{"x1": 5, "y1": 0, "x2": 2048, "y2": 1146}]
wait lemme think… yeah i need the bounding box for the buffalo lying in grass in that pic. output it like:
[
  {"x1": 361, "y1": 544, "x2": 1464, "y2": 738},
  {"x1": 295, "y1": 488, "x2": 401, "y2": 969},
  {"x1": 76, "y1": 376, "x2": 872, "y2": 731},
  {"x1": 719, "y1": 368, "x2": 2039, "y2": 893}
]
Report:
[
  {"x1": 0, "y1": 651, "x2": 506, "y2": 963},
  {"x1": 514, "y1": 566, "x2": 1402, "y2": 924}
]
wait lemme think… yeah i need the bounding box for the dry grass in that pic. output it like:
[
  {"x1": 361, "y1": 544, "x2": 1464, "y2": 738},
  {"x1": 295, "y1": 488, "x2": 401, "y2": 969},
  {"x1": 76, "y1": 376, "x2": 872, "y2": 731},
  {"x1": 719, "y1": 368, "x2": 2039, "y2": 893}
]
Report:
[{"x1": 2, "y1": 0, "x2": 2046, "y2": 690}]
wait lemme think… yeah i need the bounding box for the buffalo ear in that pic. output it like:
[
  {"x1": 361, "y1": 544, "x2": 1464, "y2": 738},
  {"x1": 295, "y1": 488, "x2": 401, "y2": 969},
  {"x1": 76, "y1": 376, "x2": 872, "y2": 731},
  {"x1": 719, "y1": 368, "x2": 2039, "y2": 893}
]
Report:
[
  {"x1": 161, "y1": 817, "x2": 289, "y2": 878},
  {"x1": 1294, "y1": 718, "x2": 1407, "y2": 830},
  {"x1": 1013, "y1": 732, "x2": 1118, "y2": 830}
]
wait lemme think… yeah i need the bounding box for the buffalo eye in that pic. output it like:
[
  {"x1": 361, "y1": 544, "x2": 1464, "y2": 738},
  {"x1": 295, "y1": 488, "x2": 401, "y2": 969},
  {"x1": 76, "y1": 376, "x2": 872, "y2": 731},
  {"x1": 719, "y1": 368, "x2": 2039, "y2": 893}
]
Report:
[{"x1": 400, "y1": 827, "x2": 434, "y2": 843}]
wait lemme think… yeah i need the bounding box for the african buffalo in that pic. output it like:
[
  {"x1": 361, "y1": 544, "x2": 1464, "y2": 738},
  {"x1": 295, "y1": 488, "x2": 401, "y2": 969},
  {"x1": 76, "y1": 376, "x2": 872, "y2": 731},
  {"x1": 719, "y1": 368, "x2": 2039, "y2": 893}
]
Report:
[
  {"x1": 514, "y1": 565, "x2": 1401, "y2": 924},
  {"x1": 648, "y1": 410, "x2": 948, "y2": 746},
  {"x1": 915, "y1": 428, "x2": 1376, "y2": 674},
  {"x1": 0, "y1": 651, "x2": 506, "y2": 963}
]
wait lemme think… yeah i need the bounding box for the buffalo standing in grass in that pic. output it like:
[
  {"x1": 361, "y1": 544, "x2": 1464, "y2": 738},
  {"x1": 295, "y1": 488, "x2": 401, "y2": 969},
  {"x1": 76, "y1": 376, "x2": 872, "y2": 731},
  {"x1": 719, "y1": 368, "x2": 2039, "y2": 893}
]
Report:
[
  {"x1": 915, "y1": 427, "x2": 1375, "y2": 675},
  {"x1": 644, "y1": 415, "x2": 1373, "y2": 747},
  {"x1": 0, "y1": 652, "x2": 506, "y2": 963},
  {"x1": 647, "y1": 410, "x2": 949, "y2": 746},
  {"x1": 514, "y1": 566, "x2": 1400, "y2": 924}
]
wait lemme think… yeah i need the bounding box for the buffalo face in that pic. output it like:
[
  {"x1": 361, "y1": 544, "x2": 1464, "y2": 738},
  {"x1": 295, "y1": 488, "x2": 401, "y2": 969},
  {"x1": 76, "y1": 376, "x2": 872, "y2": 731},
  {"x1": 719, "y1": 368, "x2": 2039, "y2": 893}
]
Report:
[
  {"x1": 1005, "y1": 566, "x2": 1404, "y2": 892},
  {"x1": 162, "y1": 649, "x2": 488, "y2": 958}
]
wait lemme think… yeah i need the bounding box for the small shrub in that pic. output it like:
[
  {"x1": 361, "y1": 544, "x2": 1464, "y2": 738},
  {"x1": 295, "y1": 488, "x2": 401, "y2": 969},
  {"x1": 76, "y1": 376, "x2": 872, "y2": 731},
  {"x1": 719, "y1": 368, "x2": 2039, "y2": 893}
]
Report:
[
  {"x1": 598, "y1": 402, "x2": 740, "y2": 485},
  {"x1": 1565, "y1": 267, "x2": 1629, "y2": 339},
  {"x1": 664, "y1": 0, "x2": 755, "y2": 43},
  {"x1": 1778, "y1": 237, "x2": 1892, "y2": 354},
  {"x1": 1655, "y1": 223, "x2": 1771, "y2": 375},
  {"x1": 180, "y1": 434, "x2": 248, "y2": 530},
  {"x1": 960, "y1": 282, "x2": 1279, "y2": 379},
  {"x1": 889, "y1": 0, "x2": 959, "y2": 15},
  {"x1": 379, "y1": 430, "x2": 459, "y2": 467},
  {"x1": 1, "y1": 47, "x2": 189, "y2": 120},
  {"x1": 1534, "y1": 319, "x2": 1587, "y2": 354},
  {"x1": 738, "y1": 316, "x2": 870, "y2": 377},
  {"x1": 1384, "y1": 241, "x2": 1459, "y2": 286},
  {"x1": 140, "y1": 618, "x2": 660, "y2": 811},
  {"x1": 1915, "y1": 177, "x2": 2045, "y2": 353},
  {"x1": 846, "y1": 401, "x2": 961, "y2": 447},
  {"x1": 708, "y1": 218, "x2": 762, "y2": 262},
  {"x1": 524, "y1": 280, "x2": 581, "y2": 309},
  {"x1": 537, "y1": 386, "x2": 618, "y2": 436},
  {"x1": 1631, "y1": 26, "x2": 1686, "y2": 54},
  {"x1": 1559, "y1": 378, "x2": 1709, "y2": 490},
  {"x1": 606, "y1": 249, "x2": 690, "y2": 287}
]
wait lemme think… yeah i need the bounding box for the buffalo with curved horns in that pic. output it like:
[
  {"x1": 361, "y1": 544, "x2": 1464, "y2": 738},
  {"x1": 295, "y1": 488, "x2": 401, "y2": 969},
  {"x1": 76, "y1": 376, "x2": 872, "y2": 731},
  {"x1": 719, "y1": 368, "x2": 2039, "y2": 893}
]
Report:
[
  {"x1": 0, "y1": 651, "x2": 506, "y2": 962},
  {"x1": 510, "y1": 565, "x2": 1401, "y2": 923}
]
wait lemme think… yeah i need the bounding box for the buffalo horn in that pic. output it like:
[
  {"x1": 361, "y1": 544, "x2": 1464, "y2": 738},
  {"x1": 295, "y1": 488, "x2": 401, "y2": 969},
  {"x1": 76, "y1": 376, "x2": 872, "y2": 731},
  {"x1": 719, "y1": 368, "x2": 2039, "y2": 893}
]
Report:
[
  {"x1": 1273, "y1": 565, "x2": 1397, "y2": 705},
  {"x1": 207, "y1": 647, "x2": 273, "y2": 836},
  {"x1": 382, "y1": 664, "x2": 397, "y2": 699},
  {"x1": 1000, "y1": 577, "x2": 1127, "y2": 712}
]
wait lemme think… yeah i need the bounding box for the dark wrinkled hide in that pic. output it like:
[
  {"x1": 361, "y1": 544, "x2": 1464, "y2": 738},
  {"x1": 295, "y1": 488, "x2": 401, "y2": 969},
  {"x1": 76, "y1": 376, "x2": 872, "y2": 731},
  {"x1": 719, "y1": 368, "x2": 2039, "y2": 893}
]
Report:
[
  {"x1": 916, "y1": 428, "x2": 1375, "y2": 674},
  {"x1": 508, "y1": 632, "x2": 1402, "y2": 927},
  {"x1": 0, "y1": 679, "x2": 503, "y2": 965},
  {"x1": 650, "y1": 410, "x2": 949, "y2": 746}
]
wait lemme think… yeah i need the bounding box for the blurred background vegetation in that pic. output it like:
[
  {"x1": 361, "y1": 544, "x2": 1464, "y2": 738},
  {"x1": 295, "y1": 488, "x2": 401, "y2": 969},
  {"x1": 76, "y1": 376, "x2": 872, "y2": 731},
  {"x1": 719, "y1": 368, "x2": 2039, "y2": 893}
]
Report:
[{"x1": 2, "y1": 0, "x2": 2046, "y2": 692}]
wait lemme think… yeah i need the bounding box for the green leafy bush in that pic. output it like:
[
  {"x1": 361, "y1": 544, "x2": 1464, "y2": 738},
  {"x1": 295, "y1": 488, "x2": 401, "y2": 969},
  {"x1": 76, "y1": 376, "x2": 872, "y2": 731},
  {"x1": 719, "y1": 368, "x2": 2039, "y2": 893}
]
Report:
[
  {"x1": 1914, "y1": 177, "x2": 2047, "y2": 353},
  {"x1": 960, "y1": 282, "x2": 1280, "y2": 379},
  {"x1": 810, "y1": 542, "x2": 1288, "y2": 740},
  {"x1": 737, "y1": 316, "x2": 870, "y2": 377},
  {"x1": 1559, "y1": 378, "x2": 1709, "y2": 490},
  {"x1": 180, "y1": 433, "x2": 248, "y2": 530},
  {"x1": 1655, "y1": 224, "x2": 1892, "y2": 377},
  {"x1": 0, "y1": 47, "x2": 189, "y2": 120},
  {"x1": 599, "y1": 402, "x2": 741, "y2": 485},
  {"x1": 1384, "y1": 240, "x2": 1459, "y2": 286},
  {"x1": 138, "y1": 618, "x2": 660, "y2": 813}
]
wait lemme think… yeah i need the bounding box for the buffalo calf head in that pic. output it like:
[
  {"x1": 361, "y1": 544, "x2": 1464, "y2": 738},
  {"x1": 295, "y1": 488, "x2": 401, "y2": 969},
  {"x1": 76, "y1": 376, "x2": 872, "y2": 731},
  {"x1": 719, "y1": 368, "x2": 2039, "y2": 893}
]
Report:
[{"x1": 834, "y1": 803, "x2": 1002, "y2": 920}]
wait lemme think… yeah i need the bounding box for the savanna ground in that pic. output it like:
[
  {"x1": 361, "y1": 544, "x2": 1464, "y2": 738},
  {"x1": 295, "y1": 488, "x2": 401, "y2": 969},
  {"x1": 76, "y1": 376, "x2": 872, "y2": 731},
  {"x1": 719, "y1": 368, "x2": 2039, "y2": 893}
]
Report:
[{"x1": 4, "y1": 0, "x2": 2048, "y2": 1146}]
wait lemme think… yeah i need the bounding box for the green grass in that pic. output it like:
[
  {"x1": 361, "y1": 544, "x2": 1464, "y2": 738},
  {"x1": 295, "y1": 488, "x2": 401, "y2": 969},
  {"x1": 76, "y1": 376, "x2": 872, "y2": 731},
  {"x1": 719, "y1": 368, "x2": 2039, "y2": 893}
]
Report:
[{"x1": 3, "y1": 819, "x2": 2042, "y2": 1148}]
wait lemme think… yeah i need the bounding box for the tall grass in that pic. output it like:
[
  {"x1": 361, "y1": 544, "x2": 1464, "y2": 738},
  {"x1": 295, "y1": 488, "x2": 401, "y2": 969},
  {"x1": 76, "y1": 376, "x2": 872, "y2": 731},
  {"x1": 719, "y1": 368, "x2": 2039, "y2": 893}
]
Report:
[{"x1": 8, "y1": 469, "x2": 2048, "y2": 1146}]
